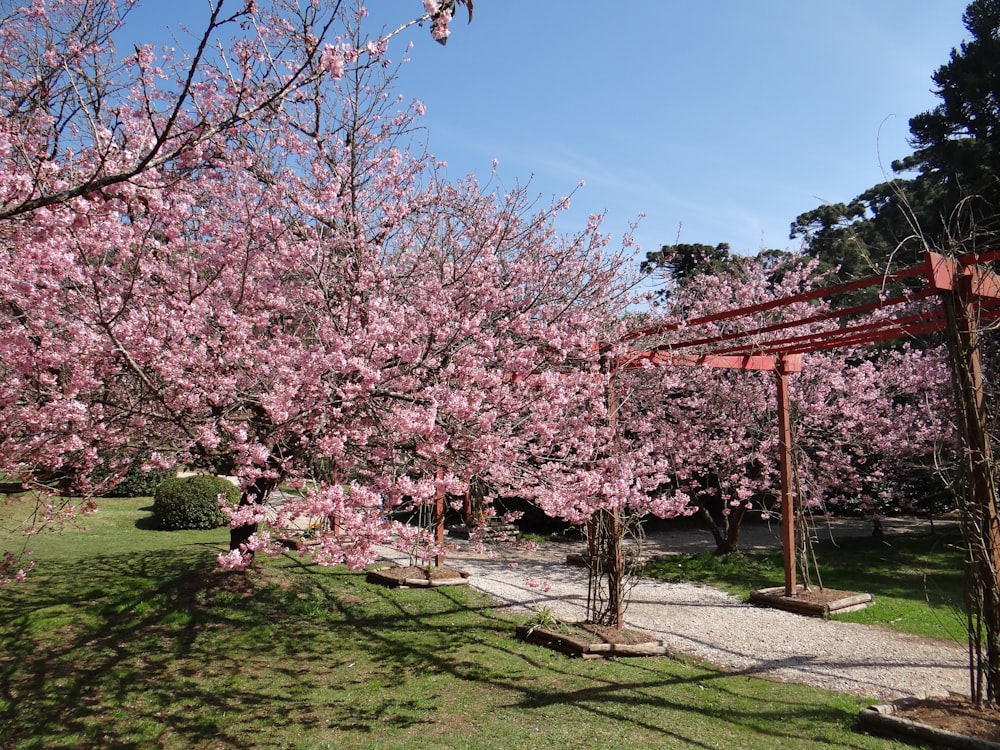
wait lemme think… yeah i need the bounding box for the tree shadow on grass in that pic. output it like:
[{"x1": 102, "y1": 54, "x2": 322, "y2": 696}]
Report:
[
  {"x1": 2, "y1": 549, "x2": 885, "y2": 749},
  {"x1": 287, "y1": 562, "x2": 882, "y2": 749},
  {"x1": 0, "y1": 546, "x2": 285, "y2": 748}
]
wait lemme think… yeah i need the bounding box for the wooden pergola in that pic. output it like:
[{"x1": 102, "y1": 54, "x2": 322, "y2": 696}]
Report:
[{"x1": 615, "y1": 250, "x2": 1000, "y2": 597}]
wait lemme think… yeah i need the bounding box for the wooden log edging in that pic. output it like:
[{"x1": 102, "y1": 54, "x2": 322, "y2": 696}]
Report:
[
  {"x1": 858, "y1": 702, "x2": 1000, "y2": 750},
  {"x1": 515, "y1": 625, "x2": 670, "y2": 659}
]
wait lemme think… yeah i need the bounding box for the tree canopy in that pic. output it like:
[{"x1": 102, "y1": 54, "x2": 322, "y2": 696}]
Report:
[
  {"x1": 898, "y1": 0, "x2": 1000, "y2": 218},
  {"x1": 0, "y1": 0, "x2": 680, "y2": 586}
]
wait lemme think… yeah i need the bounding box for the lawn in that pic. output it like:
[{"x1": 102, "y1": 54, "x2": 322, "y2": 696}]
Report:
[
  {"x1": 1, "y1": 497, "x2": 926, "y2": 749},
  {"x1": 642, "y1": 523, "x2": 968, "y2": 642}
]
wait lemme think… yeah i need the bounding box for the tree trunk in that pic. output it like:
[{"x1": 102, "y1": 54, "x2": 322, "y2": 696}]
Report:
[
  {"x1": 229, "y1": 505, "x2": 257, "y2": 554},
  {"x1": 585, "y1": 509, "x2": 626, "y2": 629},
  {"x1": 723, "y1": 502, "x2": 748, "y2": 553},
  {"x1": 698, "y1": 506, "x2": 726, "y2": 553},
  {"x1": 698, "y1": 503, "x2": 748, "y2": 556},
  {"x1": 228, "y1": 477, "x2": 276, "y2": 562}
]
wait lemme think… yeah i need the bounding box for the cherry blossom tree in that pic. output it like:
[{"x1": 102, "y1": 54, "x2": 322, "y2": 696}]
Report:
[
  {"x1": 0, "y1": 0, "x2": 481, "y2": 578},
  {"x1": 0, "y1": 0, "x2": 466, "y2": 222},
  {"x1": 1, "y1": 0, "x2": 657, "y2": 589}
]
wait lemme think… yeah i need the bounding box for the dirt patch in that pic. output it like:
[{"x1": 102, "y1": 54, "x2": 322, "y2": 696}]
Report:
[
  {"x1": 574, "y1": 623, "x2": 658, "y2": 645},
  {"x1": 900, "y1": 697, "x2": 1000, "y2": 739}
]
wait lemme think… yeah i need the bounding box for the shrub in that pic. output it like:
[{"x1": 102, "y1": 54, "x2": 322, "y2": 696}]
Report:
[
  {"x1": 152, "y1": 475, "x2": 239, "y2": 531},
  {"x1": 105, "y1": 459, "x2": 175, "y2": 498}
]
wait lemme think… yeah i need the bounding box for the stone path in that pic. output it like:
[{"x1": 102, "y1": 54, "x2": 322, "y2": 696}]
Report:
[{"x1": 377, "y1": 515, "x2": 970, "y2": 701}]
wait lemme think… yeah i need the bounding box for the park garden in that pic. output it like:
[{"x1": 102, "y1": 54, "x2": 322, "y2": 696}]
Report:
[{"x1": 1, "y1": 0, "x2": 999, "y2": 747}]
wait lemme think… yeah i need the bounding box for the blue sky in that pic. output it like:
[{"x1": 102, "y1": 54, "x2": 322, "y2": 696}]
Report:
[{"x1": 124, "y1": 1, "x2": 972, "y2": 261}]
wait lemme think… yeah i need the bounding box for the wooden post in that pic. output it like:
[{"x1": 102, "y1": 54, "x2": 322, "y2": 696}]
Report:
[
  {"x1": 775, "y1": 356, "x2": 797, "y2": 597},
  {"x1": 942, "y1": 276, "x2": 1000, "y2": 702}
]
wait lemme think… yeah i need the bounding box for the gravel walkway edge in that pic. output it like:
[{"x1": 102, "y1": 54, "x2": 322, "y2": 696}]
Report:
[{"x1": 376, "y1": 533, "x2": 971, "y2": 702}]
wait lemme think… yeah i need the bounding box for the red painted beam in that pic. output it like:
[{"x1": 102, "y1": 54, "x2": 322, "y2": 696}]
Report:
[
  {"x1": 655, "y1": 289, "x2": 938, "y2": 356},
  {"x1": 626, "y1": 250, "x2": 996, "y2": 353},
  {"x1": 957, "y1": 248, "x2": 1000, "y2": 266},
  {"x1": 710, "y1": 308, "x2": 948, "y2": 356},
  {"x1": 617, "y1": 249, "x2": 998, "y2": 366},
  {"x1": 621, "y1": 350, "x2": 803, "y2": 373},
  {"x1": 623, "y1": 266, "x2": 926, "y2": 344},
  {"x1": 965, "y1": 265, "x2": 1000, "y2": 301},
  {"x1": 924, "y1": 251, "x2": 960, "y2": 292}
]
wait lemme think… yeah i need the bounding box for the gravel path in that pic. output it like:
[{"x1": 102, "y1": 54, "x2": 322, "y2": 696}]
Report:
[{"x1": 377, "y1": 517, "x2": 970, "y2": 702}]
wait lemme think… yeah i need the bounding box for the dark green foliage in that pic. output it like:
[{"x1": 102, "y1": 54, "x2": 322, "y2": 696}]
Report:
[
  {"x1": 641, "y1": 243, "x2": 816, "y2": 308},
  {"x1": 641, "y1": 242, "x2": 733, "y2": 283},
  {"x1": 104, "y1": 459, "x2": 174, "y2": 498},
  {"x1": 152, "y1": 474, "x2": 237, "y2": 530},
  {"x1": 789, "y1": 179, "x2": 944, "y2": 283},
  {"x1": 898, "y1": 0, "x2": 1000, "y2": 223},
  {"x1": 642, "y1": 242, "x2": 733, "y2": 306}
]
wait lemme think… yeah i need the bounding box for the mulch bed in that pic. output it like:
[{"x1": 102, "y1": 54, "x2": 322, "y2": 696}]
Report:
[
  {"x1": 516, "y1": 622, "x2": 670, "y2": 658},
  {"x1": 749, "y1": 585, "x2": 873, "y2": 616},
  {"x1": 365, "y1": 564, "x2": 470, "y2": 588},
  {"x1": 861, "y1": 696, "x2": 1000, "y2": 748}
]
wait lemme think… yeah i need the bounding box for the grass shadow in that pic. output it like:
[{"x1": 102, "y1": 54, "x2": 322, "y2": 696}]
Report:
[{"x1": 1, "y1": 546, "x2": 895, "y2": 749}]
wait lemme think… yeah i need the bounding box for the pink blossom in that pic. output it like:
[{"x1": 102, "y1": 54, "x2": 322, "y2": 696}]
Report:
[
  {"x1": 221, "y1": 499, "x2": 268, "y2": 529},
  {"x1": 217, "y1": 549, "x2": 252, "y2": 571},
  {"x1": 524, "y1": 577, "x2": 552, "y2": 593},
  {"x1": 319, "y1": 45, "x2": 345, "y2": 79},
  {"x1": 430, "y1": 8, "x2": 452, "y2": 42},
  {"x1": 0, "y1": 0, "x2": 950, "y2": 632},
  {"x1": 0, "y1": 550, "x2": 34, "y2": 586}
]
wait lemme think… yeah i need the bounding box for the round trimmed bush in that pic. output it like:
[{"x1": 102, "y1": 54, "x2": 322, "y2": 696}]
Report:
[{"x1": 152, "y1": 475, "x2": 239, "y2": 531}]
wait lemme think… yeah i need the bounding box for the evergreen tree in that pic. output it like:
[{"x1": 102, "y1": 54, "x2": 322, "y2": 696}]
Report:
[
  {"x1": 895, "y1": 0, "x2": 1000, "y2": 231},
  {"x1": 792, "y1": 0, "x2": 1000, "y2": 279}
]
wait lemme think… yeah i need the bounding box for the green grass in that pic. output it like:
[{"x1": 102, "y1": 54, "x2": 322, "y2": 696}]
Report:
[
  {"x1": 642, "y1": 526, "x2": 968, "y2": 642},
  {"x1": 1, "y1": 497, "x2": 924, "y2": 749}
]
